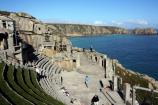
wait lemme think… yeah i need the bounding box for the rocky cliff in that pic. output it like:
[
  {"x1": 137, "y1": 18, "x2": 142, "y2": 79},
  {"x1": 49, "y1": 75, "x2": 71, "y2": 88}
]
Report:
[
  {"x1": 0, "y1": 11, "x2": 56, "y2": 48},
  {"x1": 47, "y1": 24, "x2": 158, "y2": 36},
  {"x1": 0, "y1": 11, "x2": 157, "y2": 39},
  {"x1": 47, "y1": 24, "x2": 129, "y2": 36},
  {"x1": 131, "y1": 28, "x2": 157, "y2": 35}
]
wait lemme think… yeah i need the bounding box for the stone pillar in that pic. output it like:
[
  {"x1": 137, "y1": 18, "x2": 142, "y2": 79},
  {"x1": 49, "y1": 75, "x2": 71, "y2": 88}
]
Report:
[
  {"x1": 112, "y1": 76, "x2": 118, "y2": 91},
  {"x1": 3, "y1": 51, "x2": 7, "y2": 61},
  {"x1": 132, "y1": 87, "x2": 136, "y2": 105},
  {"x1": 92, "y1": 55, "x2": 95, "y2": 62},
  {"x1": 99, "y1": 57, "x2": 102, "y2": 67},
  {"x1": 67, "y1": 44, "x2": 71, "y2": 53},
  {"x1": 118, "y1": 77, "x2": 123, "y2": 90},
  {"x1": 112, "y1": 60, "x2": 116, "y2": 76},
  {"x1": 106, "y1": 59, "x2": 114, "y2": 79},
  {"x1": 76, "y1": 53, "x2": 80, "y2": 68},
  {"x1": 70, "y1": 59, "x2": 73, "y2": 68},
  {"x1": 8, "y1": 33, "x2": 15, "y2": 52},
  {"x1": 123, "y1": 83, "x2": 131, "y2": 103},
  {"x1": 0, "y1": 20, "x2": 2, "y2": 28}
]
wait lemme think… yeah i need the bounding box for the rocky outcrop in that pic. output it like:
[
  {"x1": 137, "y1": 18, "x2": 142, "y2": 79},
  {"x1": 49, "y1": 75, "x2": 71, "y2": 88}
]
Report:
[
  {"x1": 131, "y1": 28, "x2": 157, "y2": 35},
  {"x1": 0, "y1": 11, "x2": 56, "y2": 48}
]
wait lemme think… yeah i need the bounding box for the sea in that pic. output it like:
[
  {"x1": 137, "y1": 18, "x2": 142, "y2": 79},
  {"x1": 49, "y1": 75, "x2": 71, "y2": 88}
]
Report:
[{"x1": 69, "y1": 35, "x2": 158, "y2": 80}]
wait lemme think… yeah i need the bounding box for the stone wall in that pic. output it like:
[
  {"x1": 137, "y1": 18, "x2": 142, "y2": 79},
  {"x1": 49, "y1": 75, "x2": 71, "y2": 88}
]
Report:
[{"x1": 83, "y1": 49, "x2": 114, "y2": 79}]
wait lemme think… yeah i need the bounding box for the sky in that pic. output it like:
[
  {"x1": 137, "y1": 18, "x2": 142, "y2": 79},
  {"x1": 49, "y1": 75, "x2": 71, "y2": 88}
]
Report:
[{"x1": 0, "y1": 0, "x2": 158, "y2": 28}]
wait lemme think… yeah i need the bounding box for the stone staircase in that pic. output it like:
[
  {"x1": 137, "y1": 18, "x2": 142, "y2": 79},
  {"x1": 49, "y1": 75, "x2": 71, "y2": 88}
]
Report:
[{"x1": 101, "y1": 89, "x2": 125, "y2": 105}]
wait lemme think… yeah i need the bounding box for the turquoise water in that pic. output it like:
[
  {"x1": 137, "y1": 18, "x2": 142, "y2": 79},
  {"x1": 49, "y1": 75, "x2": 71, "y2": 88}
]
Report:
[{"x1": 70, "y1": 35, "x2": 158, "y2": 80}]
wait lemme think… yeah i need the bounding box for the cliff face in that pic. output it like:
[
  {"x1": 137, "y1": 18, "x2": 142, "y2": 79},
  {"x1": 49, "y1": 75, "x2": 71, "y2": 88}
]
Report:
[
  {"x1": 47, "y1": 24, "x2": 129, "y2": 36},
  {"x1": 131, "y1": 28, "x2": 157, "y2": 35},
  {"x1": 0, "y1": 11, "x2": 157, "y2": 40},
  {"x1": 48, "y1": 24, "x2": 158, "y2": 36},
  {"x1": 0, "y1": 11, "x2": 56, "y2": 48}
]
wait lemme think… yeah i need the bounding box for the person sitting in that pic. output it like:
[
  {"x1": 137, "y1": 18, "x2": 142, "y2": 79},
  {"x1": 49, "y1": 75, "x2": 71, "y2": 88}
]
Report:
[
  {"x1": 91, "y1": 95, "x2": 99, "y2": 105},
  {"x1": 70, "y1": 98, "x2": 82, "y2": 105},
  {"x1": 60, "y1": 87, "x2": 70, "y2": 96},
  {"x1": 65, "y1": 91, "x2": 70, "y2": 96},
  {"x1": 70, "y1": 98, "x2": 77, "y2": 104}
]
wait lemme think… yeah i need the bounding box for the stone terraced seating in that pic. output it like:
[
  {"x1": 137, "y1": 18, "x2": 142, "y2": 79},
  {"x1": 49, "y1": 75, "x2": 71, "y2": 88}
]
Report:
[
  {"x1": 43, "y1": 61, "x2": 52, "y2": 71},
  {"x1": 0, "y1": 61, "x2": 64, "y2": 105},
  {"x1": 41, "y1": 59, "x2": 49, "y2": 69},
  {"x1": 34, "y1": 56, "x2": 74, "y2": 105},
  {"x1": 36, "y1": 57, "x2": 47, "y2": 67},
  {"x1": 35, "y1": 57, "x2": 44, "y2": 66},
  {"x1": 39, "y1": 77, "x2": 64, "y2": 103},
  {"x1": 39, "y1": 59, "x2": 49, "y2": 69},
  {"x1": 41, "y1": 76, "x2": 71, "y2": 105}
]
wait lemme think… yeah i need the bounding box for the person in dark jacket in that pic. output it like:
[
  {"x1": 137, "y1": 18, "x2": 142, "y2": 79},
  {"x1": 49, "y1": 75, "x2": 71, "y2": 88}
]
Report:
[{"x1": 91, "y1": 95, "x2": 99, "y2": 105}]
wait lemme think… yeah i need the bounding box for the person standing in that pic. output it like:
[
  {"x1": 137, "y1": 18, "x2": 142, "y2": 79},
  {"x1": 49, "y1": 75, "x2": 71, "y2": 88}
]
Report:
[
  {"x1": 85, "y1": 75, "x2": 89, "y2": 88},
  {"x1": 61, "y1": 76, "x2": 63, "y2": 85}
]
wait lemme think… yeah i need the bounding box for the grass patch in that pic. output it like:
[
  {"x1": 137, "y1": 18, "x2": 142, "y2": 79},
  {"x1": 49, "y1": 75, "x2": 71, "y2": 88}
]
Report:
[
  {"x1": 116, "y1": 65, "x2": 148, "y2": 87},
  {"x1": 29, "y1": 70, "x2": 64, "y2": 105},
  {"x1": 6, "y1": 65, "x2": 45, "y2": 105},
  {"x1": 0, "y1": 62, "x2": 64, "y2": 105},
  {"x1": 0, "y1": 63, "x2": 32, "y2": 105},
  {"x1": 116, "y1": 65, "x2": 158, "y2": 104}
]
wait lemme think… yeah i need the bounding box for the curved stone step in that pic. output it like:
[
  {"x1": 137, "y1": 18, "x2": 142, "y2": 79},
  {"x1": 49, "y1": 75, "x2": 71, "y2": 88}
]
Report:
[
  {"x1": 43, "y1": 61, "x2": 52, "y2": 71},
  {"x1": 41, "y1": 60, "x2": 49, "y2": 70}
]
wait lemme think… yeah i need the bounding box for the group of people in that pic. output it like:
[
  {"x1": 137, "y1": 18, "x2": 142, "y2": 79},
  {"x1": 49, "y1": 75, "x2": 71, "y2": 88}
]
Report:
[
  {"x1": 60, "y1": 87, "x2": 83, "y2": 105},
  {"x1": 60, "y1": 87, "x2": 70, "y2": 96}
]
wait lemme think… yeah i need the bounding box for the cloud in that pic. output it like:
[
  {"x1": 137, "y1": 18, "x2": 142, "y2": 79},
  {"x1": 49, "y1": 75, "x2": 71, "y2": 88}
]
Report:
[
  {"x1": 42, "y1": 18, "x2": 95, "y2": 25},
  {"x1": 94, "y1": 21, "x2": 103, "y2": 24},
  {"x1": 108, "y1": 19, "x2": 150, "y2": 28},
  {"x1": 111, "y1": 21, "x2": 123, "y2": 26},
  {"x1": 126, "y1": 19, "x2": 148, "y2": 25},
  {"x1": 42, "y1": 18, "x2": 151, "y2": 28},
  {"x1": 110, "y1": 19, "x2": 148, "y2": 26},
  {"x1": 94, "y1": 21, "x2": 106, "y2": 26}
]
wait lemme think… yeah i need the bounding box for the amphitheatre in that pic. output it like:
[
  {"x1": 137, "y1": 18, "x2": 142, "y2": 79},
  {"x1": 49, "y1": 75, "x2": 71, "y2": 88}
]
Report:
[{"x1": 0, "y1": 11, "x2": 158, "y2": 105}]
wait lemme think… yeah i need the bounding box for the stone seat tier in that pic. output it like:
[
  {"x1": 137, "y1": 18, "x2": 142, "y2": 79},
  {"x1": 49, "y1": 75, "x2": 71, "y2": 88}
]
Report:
[
  {"x1": 40, "y1": 78, "x2": 60, "y2": 100},
  {"x1": 41, "y1": 59, "x2": 50, "y2": 69},
  {"x1": 41, "y1": 77, "x2": 71, "y2": 105},
  {"x1": 47, "y1": 63, "x2": 54, "y2": 71},
  {"x1": 40, "y1": 59, "x2": 49, "y2": 69},
  {"x1": 43, "y1": 61, "x2": 52, "y2": 71},
  {"x1": 36, "y1": 58, "x2": 45, "y2": 68},
  {"x1": 35, "y1": 57, "x2": 70, "y2": 104},
  {"x1": 35, "y1": 57, "x2": 44, "y2": 66}
]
